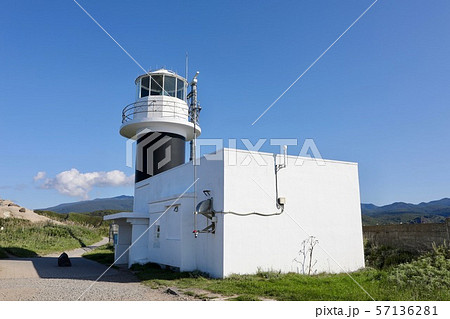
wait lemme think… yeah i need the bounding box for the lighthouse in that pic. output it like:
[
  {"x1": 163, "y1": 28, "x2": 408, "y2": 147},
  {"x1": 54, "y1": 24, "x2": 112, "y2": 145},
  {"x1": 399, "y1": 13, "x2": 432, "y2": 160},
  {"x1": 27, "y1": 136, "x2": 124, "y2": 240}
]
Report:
[
  {"x1": 105, "y1": 67, "x2": 365, "y2": 278},
  {"x1": 120, "y1": 69, "x2": 201, "y2": 182}
]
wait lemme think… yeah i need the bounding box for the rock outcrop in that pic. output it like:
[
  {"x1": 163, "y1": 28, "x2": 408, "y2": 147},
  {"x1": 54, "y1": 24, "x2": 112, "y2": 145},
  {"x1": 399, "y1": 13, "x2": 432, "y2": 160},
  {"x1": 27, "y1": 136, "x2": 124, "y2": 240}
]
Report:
[{"x1": 0, "y1": 199, "x2": 56, "y2": 223}]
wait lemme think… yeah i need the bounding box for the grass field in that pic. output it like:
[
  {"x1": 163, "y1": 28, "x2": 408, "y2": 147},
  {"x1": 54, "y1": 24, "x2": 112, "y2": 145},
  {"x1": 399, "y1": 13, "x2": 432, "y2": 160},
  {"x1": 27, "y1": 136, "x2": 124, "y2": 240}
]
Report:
[
  {"x1": 82, "y1": 243, "x2": 115, "y2": 265},
  {"x1": 83, "y1": 243, "x2": 450, "y2": 301},
  {"x1": 0, "y1": 217, "x2": 107, "y2": 257},
  {"x1": 132, "y1": 266, "x2": 449, "y2": 301},
  {"x1": 34, "y1": 210, "x2": 108, "y2": 227}
]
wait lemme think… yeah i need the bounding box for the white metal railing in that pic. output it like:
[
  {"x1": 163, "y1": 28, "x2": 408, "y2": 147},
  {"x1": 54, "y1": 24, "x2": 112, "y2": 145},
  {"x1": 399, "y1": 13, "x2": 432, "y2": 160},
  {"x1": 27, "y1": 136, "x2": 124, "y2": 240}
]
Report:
[{"x1": 122, "y1": 100, "x2": 190, "y2": 123}]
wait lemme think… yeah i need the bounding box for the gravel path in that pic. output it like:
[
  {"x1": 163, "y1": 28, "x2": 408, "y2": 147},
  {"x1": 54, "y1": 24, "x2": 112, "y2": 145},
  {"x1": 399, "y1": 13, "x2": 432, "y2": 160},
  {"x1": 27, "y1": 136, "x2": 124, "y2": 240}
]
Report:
[{"x1": 0, "y1": 238, "x2": 193, "y2": 301}]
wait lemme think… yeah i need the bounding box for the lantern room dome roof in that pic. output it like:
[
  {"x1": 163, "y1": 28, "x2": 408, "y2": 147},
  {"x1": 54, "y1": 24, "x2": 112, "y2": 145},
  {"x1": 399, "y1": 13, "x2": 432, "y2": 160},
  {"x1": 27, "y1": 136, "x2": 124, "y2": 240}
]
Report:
[{"x1": 135, "y1": 68, "x2": 186, "y2": 84}]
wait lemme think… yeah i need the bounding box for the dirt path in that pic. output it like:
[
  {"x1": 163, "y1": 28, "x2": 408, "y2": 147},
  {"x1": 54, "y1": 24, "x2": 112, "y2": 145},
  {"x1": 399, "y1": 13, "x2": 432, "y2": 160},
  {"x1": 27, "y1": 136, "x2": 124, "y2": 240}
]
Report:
[
  {"x1": 43, "y1": 237, "x2": 110, "y2": 258},
  {"x1": 0, "y1": 238, "x2": 193, "y2": 301}
]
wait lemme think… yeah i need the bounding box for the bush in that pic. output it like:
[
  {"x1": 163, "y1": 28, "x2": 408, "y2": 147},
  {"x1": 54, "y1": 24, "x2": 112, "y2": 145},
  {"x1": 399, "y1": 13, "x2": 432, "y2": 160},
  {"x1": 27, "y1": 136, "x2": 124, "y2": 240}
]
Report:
[
  {"x1": 388, "y1": 243, "x2": 450, "y2": 292},
  {"x1": 66, "y1": 213, "x2": 103, "y2": 227},
  {"x1": 0, "y1": 247, "x2": 8, "y2": 258},
  {"x1": 364, "y1": 241, "x2": 417, "y2": 269},
  {"x1": 34, "y1": 210, "x2": 108, "y2": 228},
  {"x1": 33, "y1": 210, "x2": 67, "y2": 222}
]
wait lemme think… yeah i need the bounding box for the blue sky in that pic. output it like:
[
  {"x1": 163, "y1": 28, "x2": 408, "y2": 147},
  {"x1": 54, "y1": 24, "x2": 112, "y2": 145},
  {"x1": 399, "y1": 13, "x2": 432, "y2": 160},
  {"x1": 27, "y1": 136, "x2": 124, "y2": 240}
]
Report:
[{"x1": 1, "y1": 0, "x2": 449, "y2": 209}]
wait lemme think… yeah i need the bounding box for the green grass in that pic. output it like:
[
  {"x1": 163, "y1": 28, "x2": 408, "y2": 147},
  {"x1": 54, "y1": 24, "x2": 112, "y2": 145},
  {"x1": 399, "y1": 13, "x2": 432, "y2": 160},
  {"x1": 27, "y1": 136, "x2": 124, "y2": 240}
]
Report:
[
  {"x1": 131, "y1": 266, "x2": 450, "y2": 301},
  {"x1": 0, "y1": 218, "x2": 106, "y2": 257},
  {"x1": 34, "y1": 210, "x2": 110, "y2": 228},
  {"x1": 82, "y1": 243, "x2": 115, "y2": 265},
  {"x1": 80, "y1": 240, "x2": 450, "y2": 301},
  {"x1": 132, "y1": 266, "x2": 377, "y2": 300},
  {"x1": 128, "y1": 244, "x2": 450, "y2": 301},
  {"x1": 33, "y1": 210, "x2": 67, "y2": 223}
]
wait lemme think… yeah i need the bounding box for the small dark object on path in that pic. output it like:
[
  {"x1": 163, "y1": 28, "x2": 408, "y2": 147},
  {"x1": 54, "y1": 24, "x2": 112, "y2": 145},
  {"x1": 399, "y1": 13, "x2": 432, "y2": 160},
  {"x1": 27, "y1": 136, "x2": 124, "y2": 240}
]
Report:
[
  {"x1": 58, "y1": 252, "x2": 72, "y2": 267},
  {"x1": 165, "y1": 288, "x2": 179, "y2": 296}
]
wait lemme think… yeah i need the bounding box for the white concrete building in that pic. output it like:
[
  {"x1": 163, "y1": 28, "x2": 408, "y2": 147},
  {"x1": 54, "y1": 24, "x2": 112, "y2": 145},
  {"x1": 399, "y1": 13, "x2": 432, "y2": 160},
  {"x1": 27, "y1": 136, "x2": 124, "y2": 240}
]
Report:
[{"x1": 105, "y1": 69, "x2": 365, "y2": 278}]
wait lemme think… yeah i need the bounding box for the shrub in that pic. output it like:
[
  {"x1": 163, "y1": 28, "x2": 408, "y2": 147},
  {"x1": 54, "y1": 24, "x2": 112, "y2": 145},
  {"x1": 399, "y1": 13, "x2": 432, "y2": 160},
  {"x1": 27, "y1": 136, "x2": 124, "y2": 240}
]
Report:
[
  {"x1": 388, "y1": 243, "x2": 450, "y2": 292},
  {"x1": 34, "y1": 210, "x2": 108, "y2": 228},
  {"x1": 34, "y1": 210, "x2": 68, "y2": 222},
  {"x1": 364, "y1": 241, "x2": 417, "y2": 269},
  {"x1": 0, "y1": 247, "x2": 8, "y2": 258}
]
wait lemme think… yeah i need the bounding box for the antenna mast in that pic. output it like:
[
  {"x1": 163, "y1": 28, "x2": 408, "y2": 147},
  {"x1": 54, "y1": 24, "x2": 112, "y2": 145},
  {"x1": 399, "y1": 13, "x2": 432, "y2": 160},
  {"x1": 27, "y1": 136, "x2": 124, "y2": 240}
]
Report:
[
  {"x1": 188, "y1": 71, "x2": 201, "y2": 237},
  {"x1": 185, "y1": 52, "x2": 188, "y2": 101}
]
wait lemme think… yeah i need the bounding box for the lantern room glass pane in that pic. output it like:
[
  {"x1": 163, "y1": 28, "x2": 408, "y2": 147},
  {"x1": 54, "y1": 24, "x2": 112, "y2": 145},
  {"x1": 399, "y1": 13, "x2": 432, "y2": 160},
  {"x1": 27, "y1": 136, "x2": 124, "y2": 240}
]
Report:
[
  {"x1": 177, "y1": 79, "x2": 184, "y2": 100},
  {"x1": 164, "y1": 76, "x2": 176, "y2": 97},
  {"x1": 150, "y1": 75, "x2": 163, "y2": 96},
  {"x1": 140, "y1": 76, "x2": 149, "y2": 98}
]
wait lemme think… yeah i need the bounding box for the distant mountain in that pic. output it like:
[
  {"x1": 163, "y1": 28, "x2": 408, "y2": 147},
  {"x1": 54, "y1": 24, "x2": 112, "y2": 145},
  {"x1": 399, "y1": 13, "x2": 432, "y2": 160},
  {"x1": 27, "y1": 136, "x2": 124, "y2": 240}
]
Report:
[
  {"x1": 361, "y1": 198, "x2": 450, "y2": 225},
  {"x1": 40, "y1": 194, "x2": 450, "y2": 224},
  {"x1": 39, "y1": 195, "x2": 133, "y2": 214},
  {"x1": 362, "y1": 198, "x2": 450, "y2": 217}
]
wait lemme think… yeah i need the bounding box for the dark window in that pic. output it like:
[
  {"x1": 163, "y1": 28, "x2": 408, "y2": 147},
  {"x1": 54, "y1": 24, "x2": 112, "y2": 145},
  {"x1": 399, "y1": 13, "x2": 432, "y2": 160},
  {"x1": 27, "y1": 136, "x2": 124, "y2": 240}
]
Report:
[
  {"x1": 150, "y1": 75, "x2": 163, "y2": 96},
  {"x1": 140, "y1": 76, "x2": 149, "y2": 98},
  {"x1": 164, "y1": 76, "x2": 176, "y2": 97},
  {"x1": 177, "y1": 79, "x2": 185, "y2": 100}
]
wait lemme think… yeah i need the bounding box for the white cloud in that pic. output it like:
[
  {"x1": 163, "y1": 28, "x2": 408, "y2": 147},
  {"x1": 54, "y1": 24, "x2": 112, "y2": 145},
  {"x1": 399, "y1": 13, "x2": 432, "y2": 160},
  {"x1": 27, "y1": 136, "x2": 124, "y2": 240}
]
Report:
[
  {"x1": 40, "y1": 168, "x2": 134, "y2": 199},
  {"x1": 33, "y1": 171, "x2": 46, "y2": 181}
]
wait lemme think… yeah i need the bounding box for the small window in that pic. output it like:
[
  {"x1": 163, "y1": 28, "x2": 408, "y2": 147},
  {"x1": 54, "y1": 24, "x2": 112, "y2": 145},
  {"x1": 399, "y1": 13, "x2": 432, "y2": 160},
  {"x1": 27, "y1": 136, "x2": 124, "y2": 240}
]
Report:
[
  {"x1": 140, "y1": 76, "x2": 149, "y2": 98},
  {"x1": 150, "y1": 75, "x2": 163, "y2": 96},
  {"x1": 177, "y1": 79, "x2": 185, "y2": 100},
  {"x1": 164, "y1": 76, "x2": 176, "y2": 97}
]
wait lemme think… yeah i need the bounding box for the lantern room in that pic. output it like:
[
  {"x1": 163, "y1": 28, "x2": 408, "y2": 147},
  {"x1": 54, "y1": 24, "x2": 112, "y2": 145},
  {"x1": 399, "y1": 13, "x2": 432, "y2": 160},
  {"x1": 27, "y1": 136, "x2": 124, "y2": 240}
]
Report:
[{"x1": 120, "y1": 69, "x2": 200, "y2": 141}]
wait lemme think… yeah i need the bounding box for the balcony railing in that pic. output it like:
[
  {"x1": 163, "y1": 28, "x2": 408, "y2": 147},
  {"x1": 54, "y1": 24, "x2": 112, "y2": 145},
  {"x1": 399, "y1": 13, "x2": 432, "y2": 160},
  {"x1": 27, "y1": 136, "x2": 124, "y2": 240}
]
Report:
[{"x1": 122, "y1": 100, "x2": 191, "y2": 124}]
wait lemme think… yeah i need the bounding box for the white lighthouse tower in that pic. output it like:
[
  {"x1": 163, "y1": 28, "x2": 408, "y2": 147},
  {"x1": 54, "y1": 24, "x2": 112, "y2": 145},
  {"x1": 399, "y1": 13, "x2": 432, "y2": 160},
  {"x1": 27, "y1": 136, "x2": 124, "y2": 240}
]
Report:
[{"x1": 121, "y1": 69, "x2": 200, "y2": 182}]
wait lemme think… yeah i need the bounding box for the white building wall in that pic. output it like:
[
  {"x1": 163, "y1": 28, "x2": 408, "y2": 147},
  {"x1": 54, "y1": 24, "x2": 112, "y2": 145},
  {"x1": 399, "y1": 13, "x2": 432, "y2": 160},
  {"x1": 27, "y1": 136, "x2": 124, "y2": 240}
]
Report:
[
  {"x1": 132, "y1": 151, "x2": 225, "y2": 278},
  {"x1": 115, "y1": 220, "x2": 131, "y2": 265},
  {"x1": 128, "y1": 218, "x2": 149, "y2": 267},
  {"x1": 221, "y1": 149, "x2": 364, "y2": 276},
  {"x1": 190, "y1": 152, "x2": 225, "y2": 278},
  {"x1": 109, "y1": 148, "x2": 364, "y2": 278}
]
